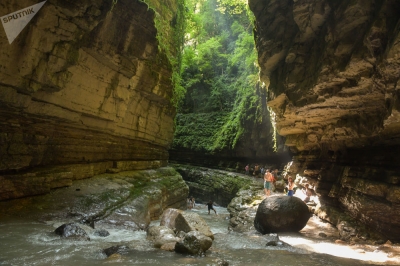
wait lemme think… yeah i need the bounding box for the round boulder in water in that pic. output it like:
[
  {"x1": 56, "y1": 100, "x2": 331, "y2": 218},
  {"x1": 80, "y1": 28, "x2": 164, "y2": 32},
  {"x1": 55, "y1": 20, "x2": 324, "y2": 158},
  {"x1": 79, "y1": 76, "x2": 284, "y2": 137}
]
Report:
[
  {"x1": 254, "y1": 196, "x2": 310, "y2": 234},
  {"x1": 54, "y1": 223, "x2": 90, "y2": 241}
]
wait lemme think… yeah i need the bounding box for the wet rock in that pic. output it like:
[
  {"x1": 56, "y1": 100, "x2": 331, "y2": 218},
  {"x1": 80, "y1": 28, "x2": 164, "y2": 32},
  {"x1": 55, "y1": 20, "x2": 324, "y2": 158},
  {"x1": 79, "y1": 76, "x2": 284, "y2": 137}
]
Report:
[
  {"x1": 254, "y1": 196, "x2": 310, "y2": 234},
  {"x1": 229, "y1": 206, "x2": 258, "y2": 233},
  {"x1": 171, "y1": 165, "x2": 275, "y2": 207},
  {"x1": 147, "y1": 225, "x2": 181, "y2": 248},
  {"x1": 106, "y1": 168, "x2": 120, "y2": 174},
  {"x1": 177, "y1": 231, "x2": 187, "y2": 238},
  {"x1": 215, "y1": 259, "x2": 229, "y2": 266},
  {"x1": 264, "y1": 233, "x2": 281, "y2": 246},
  {"x1": 103, "y1": 245, "x2": 129, "y2": 257},
  {"x1": 319, "y1": 232, "x2": 327, "y2": 238},
  {"x1": 337, "y1": 220, "x2": 357, "y2": 241},
  {"x1": 94, "y1": 229, "x2": 110, "y2": 237},
  {"x1": 335, "y1": 239, "x2": 347, "y2": 245},
  {"x1": 266, "y1": 241, "x2": 281, "y2": 246},
  {"x1": 106, "y1": 253, "x2": 122, "y2": 261},
  {"x1": 175, "y1": 231, "x2": 213, "y2": 255},
  {"x1": 227, "y1": 186, "x2": 265, "y2": 233},
  {"x1": 160, "y1": 208, "x2": 214, "y2": 240},
  {"x1": 54, "y1": 223, "x2": 90, "y2": 241},
  {"x1": 81, "y1": 218, "x2": 95, "y2": 229},
  {"x1": 160, "y1": 242, "x2": 176, "y2": 251}
]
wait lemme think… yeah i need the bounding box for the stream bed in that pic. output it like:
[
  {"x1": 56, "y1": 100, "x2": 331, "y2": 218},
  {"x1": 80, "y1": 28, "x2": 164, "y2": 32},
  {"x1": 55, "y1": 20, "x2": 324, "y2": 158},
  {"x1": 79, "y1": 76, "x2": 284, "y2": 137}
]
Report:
[{"x1": 1, "y1": 205, "x2": 399, "y2": 265}]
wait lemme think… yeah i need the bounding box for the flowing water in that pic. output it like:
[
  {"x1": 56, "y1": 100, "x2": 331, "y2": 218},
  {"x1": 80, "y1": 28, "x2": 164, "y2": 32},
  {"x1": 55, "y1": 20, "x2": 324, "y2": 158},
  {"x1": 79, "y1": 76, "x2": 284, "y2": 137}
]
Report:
[{"x1": 0, "y1": 206, "x2": 398, "y2": 266}]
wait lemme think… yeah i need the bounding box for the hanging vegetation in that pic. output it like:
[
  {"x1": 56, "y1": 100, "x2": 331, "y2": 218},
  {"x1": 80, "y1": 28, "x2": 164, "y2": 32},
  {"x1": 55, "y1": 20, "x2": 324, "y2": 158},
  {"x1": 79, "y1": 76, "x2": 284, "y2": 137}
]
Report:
[
  {"x1": 173, "y1": 0, "x2": 262, "y2": 152},
  {"x1": 140, "y1": 0, "x2": 187, "y2": 107}
]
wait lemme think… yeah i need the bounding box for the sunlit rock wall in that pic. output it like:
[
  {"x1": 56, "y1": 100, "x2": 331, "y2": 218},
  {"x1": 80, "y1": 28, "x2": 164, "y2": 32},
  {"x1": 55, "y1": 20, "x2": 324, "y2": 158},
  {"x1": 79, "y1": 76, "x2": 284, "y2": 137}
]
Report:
[
  {"x1": 250, "y1": 0, "x2": 400, "y2": 241},
  {"x1": 0, "y1": 0, "x2": 179, "y2": 200}
]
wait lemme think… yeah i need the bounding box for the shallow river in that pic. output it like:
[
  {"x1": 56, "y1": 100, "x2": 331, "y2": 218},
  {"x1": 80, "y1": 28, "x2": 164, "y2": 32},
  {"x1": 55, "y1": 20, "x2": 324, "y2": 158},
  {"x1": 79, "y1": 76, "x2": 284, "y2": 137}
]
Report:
[{"x1": 0, "y1": 206, "x2": 397, "y2": 266}]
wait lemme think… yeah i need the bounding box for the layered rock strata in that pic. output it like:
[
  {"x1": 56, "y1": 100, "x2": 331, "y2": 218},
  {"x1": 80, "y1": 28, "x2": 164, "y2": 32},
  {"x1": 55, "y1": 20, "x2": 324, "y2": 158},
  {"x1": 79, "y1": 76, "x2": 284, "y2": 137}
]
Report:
[
  {"x1": 0, "y1": 167, "x2": 189, "y2": 228},
  {"x1": 0, "y1": 0, "x2": 180, "y2": 199},
  {"x1": 172, "y1": 164, "x2": 261, "y2": 207},
  {"x1": 249, "y1": 0, "x2": 400, "y2": 241}
]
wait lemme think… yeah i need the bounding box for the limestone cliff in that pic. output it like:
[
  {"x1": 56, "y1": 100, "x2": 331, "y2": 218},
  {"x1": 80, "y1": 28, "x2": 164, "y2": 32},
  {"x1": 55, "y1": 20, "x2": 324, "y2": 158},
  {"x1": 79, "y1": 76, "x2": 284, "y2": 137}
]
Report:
[
  {"x1": 0, "y1": 167, "x2": 189, "y2": 229},
  {"x1": 250, "y1": 0, "x2": 400, "y2": 241},
  {"x1": 0, "y1": 0, "x2": 181, "y2": 200}
]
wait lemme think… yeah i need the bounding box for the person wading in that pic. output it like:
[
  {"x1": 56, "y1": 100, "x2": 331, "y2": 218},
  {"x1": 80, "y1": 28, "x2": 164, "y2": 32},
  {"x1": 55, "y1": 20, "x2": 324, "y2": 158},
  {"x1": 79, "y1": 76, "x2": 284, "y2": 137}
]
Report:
[
  {"x1": 206, "y1": 200, "x2": 217, "y2": 215},
  {"x1": 264, "y1": 169, "x2": 273, "y2": 196}
]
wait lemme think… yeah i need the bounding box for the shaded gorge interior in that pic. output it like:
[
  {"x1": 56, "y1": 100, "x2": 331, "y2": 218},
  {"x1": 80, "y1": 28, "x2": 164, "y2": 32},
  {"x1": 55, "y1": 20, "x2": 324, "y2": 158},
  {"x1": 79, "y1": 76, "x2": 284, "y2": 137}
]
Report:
[{"x1": 0, "y1": 0, "x2": 400, "y2": 265}]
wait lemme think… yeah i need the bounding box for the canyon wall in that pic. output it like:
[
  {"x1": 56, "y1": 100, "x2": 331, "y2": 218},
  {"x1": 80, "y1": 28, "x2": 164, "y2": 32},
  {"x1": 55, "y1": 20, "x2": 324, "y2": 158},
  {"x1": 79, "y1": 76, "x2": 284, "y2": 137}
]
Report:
[
  {"x1": 0, "y1": 0, "x2": 180, "y2": 200},
  {"x1": 169, "y1": 85, "x2": 291, "y2": 170},
  {"x1": 249, "y1": 0, "x2": 400, "y2": 241}
]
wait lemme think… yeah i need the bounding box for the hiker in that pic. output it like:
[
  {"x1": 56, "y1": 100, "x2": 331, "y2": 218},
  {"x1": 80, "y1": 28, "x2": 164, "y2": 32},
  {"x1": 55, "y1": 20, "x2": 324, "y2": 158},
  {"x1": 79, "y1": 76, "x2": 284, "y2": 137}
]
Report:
[{"x1": 206, "y1": 200, "x2": 217, "y2": 214}]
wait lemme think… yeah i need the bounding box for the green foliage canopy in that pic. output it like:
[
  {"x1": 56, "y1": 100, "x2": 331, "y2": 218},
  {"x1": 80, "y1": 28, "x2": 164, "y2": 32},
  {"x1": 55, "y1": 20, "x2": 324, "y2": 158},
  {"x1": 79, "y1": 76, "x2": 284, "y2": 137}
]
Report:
[{"x1": 173, "y1": 0, "x2": 262, "y2": 152}]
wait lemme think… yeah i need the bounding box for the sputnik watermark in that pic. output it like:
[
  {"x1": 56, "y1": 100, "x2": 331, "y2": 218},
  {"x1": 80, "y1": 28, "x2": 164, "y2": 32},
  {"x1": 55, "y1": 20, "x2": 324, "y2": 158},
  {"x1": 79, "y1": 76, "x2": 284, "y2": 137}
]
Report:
[{"x1": 1, "y1": 1, "x2": 47, "y2": 44}]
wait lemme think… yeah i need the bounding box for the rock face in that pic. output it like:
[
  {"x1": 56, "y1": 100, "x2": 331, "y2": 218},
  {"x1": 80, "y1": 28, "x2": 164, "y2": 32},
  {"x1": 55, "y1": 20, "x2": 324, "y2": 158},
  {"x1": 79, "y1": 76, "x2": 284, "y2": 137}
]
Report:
[
  {"x1": 170, "y1": 104, "x2": 291, "y2": 169},
  {"x1": 250, "y1": 0, "x2": 400, "y2": 241},
  {"x1": 0, "y1": 167, "x2": 189, "y2": 229},
  {"x1": 254, "y1": 196, "x2": 310, "y2": 234},
  {"x1": 227, "y1": 186, "x2": 265, "y2": 233},
  {"x1": 0, "y1": 0, "x2": 181, "y2": 200},
  {"x1": 172, "y1": 164, "x2": 261, "y2": 207}
]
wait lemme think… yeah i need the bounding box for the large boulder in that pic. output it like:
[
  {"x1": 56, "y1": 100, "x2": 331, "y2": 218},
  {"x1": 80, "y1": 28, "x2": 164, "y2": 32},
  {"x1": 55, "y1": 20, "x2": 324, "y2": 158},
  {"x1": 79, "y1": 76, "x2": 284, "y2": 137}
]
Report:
[
  {"x1": 160, "y1": 208, "x2": 214, "y2": 240},
  {"x1": 174, "y1": 231, "x2": 213, "y2": 255},
  {"x1": 254, "y1": 196, "x2": 310, "y2": 234},
  {"x1": 147, "y1": 225, "x2": 181, "y2": 248},
  {"x1": 54, "y1": 223, "x2": 90, "y2": 241}
]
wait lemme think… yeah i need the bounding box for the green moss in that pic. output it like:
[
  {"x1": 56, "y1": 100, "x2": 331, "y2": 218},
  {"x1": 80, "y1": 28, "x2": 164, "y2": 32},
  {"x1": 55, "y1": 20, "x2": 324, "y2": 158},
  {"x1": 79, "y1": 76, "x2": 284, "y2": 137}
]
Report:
[
  {"x1": 173, "y1": 112, "x2": 229, "y2": 152},
  {"x1": 140, "y1": 0, "x2": 187, "y2": 108}
]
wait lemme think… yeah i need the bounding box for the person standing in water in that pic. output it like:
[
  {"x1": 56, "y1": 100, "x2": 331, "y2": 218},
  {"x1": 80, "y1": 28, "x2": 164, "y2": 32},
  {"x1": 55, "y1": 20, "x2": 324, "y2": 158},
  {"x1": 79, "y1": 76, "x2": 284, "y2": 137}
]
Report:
[
  {"x1": 206, "y1": 200, "x2": 217, "y2": 215},
  {"x1": 191, "y1": 197, "x2": 196, "y2": 208},
  {"x1": 263, "y1": 169, "x2": 273, "y2": 196},
  {"x1": 187, "y1": 197, "x2": 192, "y2": 209},
  {"x1": 287, "y1": 177, "x2": 295, "y2": 196}
]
